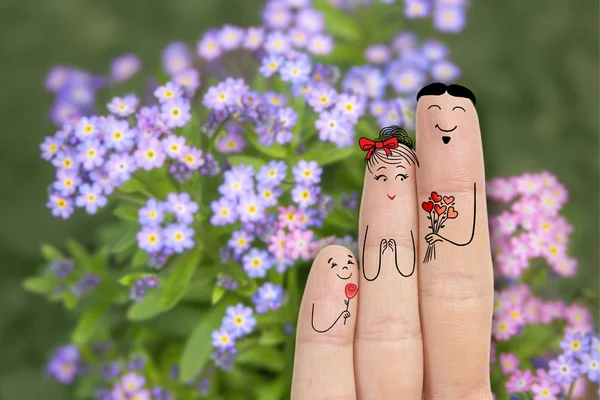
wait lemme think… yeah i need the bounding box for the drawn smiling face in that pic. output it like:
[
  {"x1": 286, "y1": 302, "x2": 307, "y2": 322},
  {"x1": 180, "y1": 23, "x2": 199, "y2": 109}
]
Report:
[
  {"x1": 416, "y1": 92, "x2": 479, "y2": 146},
  {"x1": 328, "y1": 254, "x2": 354, "y2": 280},
  {"x1": 370, "y1": 161, "x2": 410, "y2": 201}
]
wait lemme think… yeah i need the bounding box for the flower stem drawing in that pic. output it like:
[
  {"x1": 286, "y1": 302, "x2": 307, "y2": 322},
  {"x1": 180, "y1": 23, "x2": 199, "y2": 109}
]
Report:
[
  {"x1": 343, "y1": 283, "x2": 358, "y2": 325},
  {"x1": 422, "y1": 191, "x2": 459, "y2": 263}
]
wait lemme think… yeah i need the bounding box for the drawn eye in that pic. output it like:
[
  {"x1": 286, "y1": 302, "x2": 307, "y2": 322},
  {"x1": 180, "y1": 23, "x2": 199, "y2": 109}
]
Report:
[
  {"x1": 374, "y1": 175, "x2": 387, "y2": 182},
  {"x1": 395, "y1": 174, "x2": 408, "y2": 181},
  {"x1": 330, "y1": 262, "x2": 337, "y2": 268},
  {"x1": 428, "y1": 104, "x2": 441, "y2": 110},
  {"x1": 453, "y1": 106, "x2": 466, "y2": 112}
]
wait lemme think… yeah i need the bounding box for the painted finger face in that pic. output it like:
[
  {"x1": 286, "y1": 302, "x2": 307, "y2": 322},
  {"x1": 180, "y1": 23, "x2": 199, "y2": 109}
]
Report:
[
  {"x1": 328, "y1": 254, "x2": 355, "y2": 280},
  {"x1": 364, "y1": 148, "x2": 417, "y2": 203},
  {"x1": 416, "y1": 92, "x2": 480, "y2": 146}
]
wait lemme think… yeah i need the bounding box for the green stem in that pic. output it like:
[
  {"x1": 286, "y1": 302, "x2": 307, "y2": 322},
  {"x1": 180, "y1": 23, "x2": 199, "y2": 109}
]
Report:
[
  {"x1": 565, "y1": 380, "x2": 576, "y2": 400},
  {"x1": 526, "y1": 391, "x2": 534, "y2": 400},
  {"x1": 207, "y1": 118, "x2": 230, "y2": 153},
  {"x1": 113, "y1": 192, "x2": 145, "y2": 206}
]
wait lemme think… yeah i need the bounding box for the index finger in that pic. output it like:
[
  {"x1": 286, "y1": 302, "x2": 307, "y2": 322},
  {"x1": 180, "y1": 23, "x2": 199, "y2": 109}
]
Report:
[{"x1": 415, "y1": 83, "x2": 494, "y2": 399}]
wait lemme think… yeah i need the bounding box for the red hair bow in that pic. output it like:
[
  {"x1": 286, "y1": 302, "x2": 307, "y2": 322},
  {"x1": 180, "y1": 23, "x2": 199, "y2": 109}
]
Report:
[{"x1": 359, "y1": 137, "x2": 399, "y2": 160}]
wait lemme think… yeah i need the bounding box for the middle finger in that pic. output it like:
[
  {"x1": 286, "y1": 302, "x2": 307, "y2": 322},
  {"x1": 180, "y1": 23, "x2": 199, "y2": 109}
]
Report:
[{"x1": 355, "y1": 126, "x2": 423, "y2": 399}]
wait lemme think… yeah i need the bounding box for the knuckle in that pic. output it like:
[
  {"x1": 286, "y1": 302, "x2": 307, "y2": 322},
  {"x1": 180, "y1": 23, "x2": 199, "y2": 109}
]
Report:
[{"x1": 356, "y1": 313, "x2": 422, "y2": 345}]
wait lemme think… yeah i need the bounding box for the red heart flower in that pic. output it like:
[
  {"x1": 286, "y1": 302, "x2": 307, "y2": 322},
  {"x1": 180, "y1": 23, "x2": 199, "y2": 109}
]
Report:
[
  {"x1": 434, "y1": 204, "x2": 447, "y2": 215},
  {"x1": 443, "y1": 196, "x2": 455, "y2": 205},
  {"x1": 447, "y1": 206, "x2": 459, "y2": 219},
  {"x1": 345, "y1": 283, "x2": 358, "y2": 299},
  {"x1": 431, "y1": 191, "x2": 442, "y2": 203},
  {"x1": 422, "y1": 201, "x2": 434, "y2": 213}
]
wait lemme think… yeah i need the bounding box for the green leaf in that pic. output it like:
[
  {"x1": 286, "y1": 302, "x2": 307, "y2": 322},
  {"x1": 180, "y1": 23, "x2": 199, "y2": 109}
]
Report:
[
  {"x1": 127, "y1": 287, "x2": 163, "y2": 321},
  {"x1": 119, "y1": 273, "x2": 156, "y2": 286},
  {"x1": 66, "y1": 239, "x2": 92, "y2": 269},
  {"x1": 236, "y1": 279, "x2": 258, "y2": 297},
  {"x1": 64, "y1": 291, "x2": 78, "y2": 310},
  {"x1": 291, "y1": 96, "x2": 306, "y2": 149},
  {"x1": 131, "y1": 249, "x2": 149, "y2": 268},
  {"x1": 148, "y1": 306, "x2": 200, "y2": 337},
  {"x1": 297, "y1": 141, "x2": 357, "y2": 166},
  {"x1": 251, "y1": 73, "x2": 266, "y2": 92},
  {"x1": 258, "y1": 328, "x2": 287, "y2": 346},
  {"x1": 314, "y1": 0, "x2": 362, "y2": 41},
  {"x1": 324, "y1": 208, "x2": 358, "y2": 230},
  {"x1": 75, "y1": 373, "x2": 98, "y2": 399},
  {"x1": 90, "y1": 246, "x2": 109, "y2": 273},
  {"x1": 316, "y1": 42, "x2": 364, "y2": 65},
  {"x1": 245, "y1": 130, "x2": 287, "y2": 159},
  {"x1": 236, "y1": 346, "x2": 286, "y2": 372},
  {"x1": 72, "y1": 304, "x2": 108, "y2": 346},
  {"x1": 227, "y1": 155, "x2": 268, "y2": 170},
  {"x1": 113, "y1": 204, "x2": 139, "y2": 221},
  {"x1": 118, "y1": 177, "x2": 147, "y2": 194},
  {"x1": 255, "y1": 375, "x2": 288, "y2": 400},
  {"x1": 179, "y1": 300, "x2": 232, "y2": 382},
  {"x1": 212, "y1": 286, "x2": 225, "y2": 305},
  {"x1": 22, "y1": 276, "x2": 56, "y2": 295},
  {"x1": 112, "y1": 223, "x2": 138, "y2": 253},
  {"x1": 40, "y1": 244, "x2": 64, "y2": 262},
  {"x1": 182, "y1": 113, "x2": 202, "y2": 147},
  {"x1": 161, "y1": 249, "x2": 202, "y2": 310}
]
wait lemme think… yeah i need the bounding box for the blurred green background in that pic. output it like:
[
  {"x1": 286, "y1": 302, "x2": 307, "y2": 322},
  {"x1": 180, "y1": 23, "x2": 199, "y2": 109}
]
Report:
[{"x1": 0, "y1": 0, "x2": 597, "y2": 398}]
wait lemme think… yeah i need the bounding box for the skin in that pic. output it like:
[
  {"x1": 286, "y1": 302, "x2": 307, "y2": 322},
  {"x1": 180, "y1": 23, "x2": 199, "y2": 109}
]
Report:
[
  {"x1": 354, "y1": 148, "x2": 423, "y2": 399},
  {"x1": 415, "y1": 92, "x2": 494, "y2": 399},
  {"x1": 291, "y1": 90, "x2": 493, "y2": 400}
]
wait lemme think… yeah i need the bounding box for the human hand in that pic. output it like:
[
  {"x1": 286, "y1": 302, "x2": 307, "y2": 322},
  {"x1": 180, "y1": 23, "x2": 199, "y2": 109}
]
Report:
[{"x1": 291, "y1": 84, "x2": 494, "y2": 399}]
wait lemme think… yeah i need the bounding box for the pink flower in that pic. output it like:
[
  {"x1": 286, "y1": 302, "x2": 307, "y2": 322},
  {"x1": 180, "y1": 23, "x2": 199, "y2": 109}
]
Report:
[
  {"x1": 268, "y1": 229, "x2": 288, "y2": 260},
  {"x1": 492, "y1": 315, "x2": 519, "y2": 341},
  {"x1": 487, "y1": 177, "x2": 518, "y2": 202},
  {"x1": 531, "y1": 371, "x2": 561, "y2": 400},
  {"x1": 516, "y1": 173, "x2": 543, "y2": 196},
  {"x1": 539, "y1": 300, "x2": 566, "y2": 323},
  {"x1": 523, "y1": 297, "x2": 543, "y2": 324},
  {"x1": 561, "y1": 376, "x2": 588, "y2": 399},
  {"x1": 550, "y1": 255, "x2": 578, "y2": 277},
  {"x1": 286, "y1": 229, "x2": 314, "y2": 261},
  {"x1": 538, "y1": 171, "x2": 559, "y2": 189},
  {"x1": 277, "y1": 205, "x2": 303, "y2": 230},
  {"x1": 500, "y1": 352, "x2": 520, "y2": 374},
  {"x1": 539, "y1": 188, "x2": 564, "y2": 215},
  {"x1": 496, "y1": 211, "x2": 519, "y2": 235},
  {"x1": 564, "y1": 303, "x2": 593, "y2": 327},
  {"x1": 505, "y1": 369, "x2": 534, "y2": 394}
]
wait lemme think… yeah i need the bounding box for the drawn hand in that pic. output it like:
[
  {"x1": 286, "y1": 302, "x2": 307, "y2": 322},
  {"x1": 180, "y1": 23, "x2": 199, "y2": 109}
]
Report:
[
  {"x1": 425, "y1": 233, "x2": 444, "y2": 245},
  {"x1": 387, "y1": 238, "x2": 396, "y2": 251},
  {"x1": 380, "y1": 238, "x2": 388, "y2": 254},
  {"x1": 342, "y1": 311, "x2": 350, "y2": 319}
]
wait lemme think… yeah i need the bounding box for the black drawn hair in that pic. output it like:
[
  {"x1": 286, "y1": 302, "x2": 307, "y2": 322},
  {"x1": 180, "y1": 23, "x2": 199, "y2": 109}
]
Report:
[
  {"x1": 416, "y1": 82, "x2": 476, "y2": 105},
  {"x1": 366, "y1": 125, "x2": 419, "y2": 173}
]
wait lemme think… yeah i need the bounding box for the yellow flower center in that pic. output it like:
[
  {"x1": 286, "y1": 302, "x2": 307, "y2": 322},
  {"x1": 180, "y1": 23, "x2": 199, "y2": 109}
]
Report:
[
  {"x1": 87, "y1": 149, "x2": 96, "y2": 157},
  {"x1": 268, "y1": 169, "x2": 276, "y2": 177},
  {"x1": 174, "y1": 232, "x2": 183, "y2": 241},
  {"x1": 146, "y1": 150, "x2": 155, "y2": 159},
  {"x1": 64, "y1": 179, "x2": 72, "y2": 187},
  {"x1": 149, "y1": 211, "x2": 157, "y2": 219},
  {"x1": 113, "y1": 131, "x2": 122, "y2": 139},
  {"x1": 63, "y1": 159, "x2": 72, "y2": 168},
  {"x1": 118, "y1": 103, "x2": 127, "y2": 110},
  {"x1": 237, "y1": 238, "x2": 246, "y2": 246},
  {"x1": 252, "y1": 259, "x2": 261, "y2": 267},
  {"x1": 83, "y1": 125, "x2": 93, "y2": 133},
  {"x1": 314, "y1": 73, "x2": 322, "y2": 81},
  {"x1": 235, "y1": 316, "x2": 243, "y2": 325},
  {"x1": 320, "y1": 96, "x2": 328, "y2": 103},
  {"x1": 263, "y1": 190, "x2": 272, "y2": 198},
  {"x1": 220, "y1": 335, "x2": 229, "y2": 344},
  {"x1": 303, "y1": 170, "x2": 312, "y2": 177},
  {"x1": 301, "y1": 190, "x2": 309, "y2": 200},
  {"x1": 87, "y1": 194, "x2": 96, "y2": 202},
  {"x1": 549, "y1": 246, "x2": 559, "y2": 256},
  {"x1": 509, "y1": 310, "x2": 520, "y2": 320},
  {"x1": 269, "y1": 62, "x2": 278, "y2": 70},
  {"x1": 171, "y1": 108, "x2": 180, "y2": 117},
  {"x1": 218, "y1": 93, "x2": 227, "y2": 101},
  {"x1": 286, "y1": 213, "x2": 295, "y2": 221},
  {"x1": 220, "y1": 208, "x2": 230, "y2": 216},
  {"x1": 345, "y1": 103, "x2": 354, "y2": 111},
  {"x1": 49, "y1": 144, "x2": 57, "y2": 152},
  {"x1": 170, "y1": 145, "x2": 179, "y2": 152},
  {"x1": 541, "y1": 222, "x2": 551, "y2": 230},
  {"x1": 165, "y1": 90, "x2": 173, "y2": 98},
  {"x1": 571, "y1": 341, "x2": 581, "y2": 349},
  {"x1": 248, "y1": 205, "x2": 257, "y2": 214},
  {"x1": 226, "y1": 140, "x2": 236, "y2": 148},
  {"x1": 232, "y1": 182, "x2": 240, "y2": 190},
  {"x1": 271, "y1": 98, "x2": 280, "y2": 105},
  {"x1": 184, "y1": 155, "x2": 194, "y2": 163},
  {"x1": 57, "y1": 199, "x2": 67, "y2": 208},
  {"x1": 498, "y1": 322, "x2": 508, "y2": 332},
  {"x1": 148, "y1": 234, "x2": 157, "y2": 244}
]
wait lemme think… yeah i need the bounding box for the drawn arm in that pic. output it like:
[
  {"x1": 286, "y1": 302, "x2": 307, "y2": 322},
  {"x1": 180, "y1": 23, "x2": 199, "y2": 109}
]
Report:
[
  {"x1": 361, "y1": 225, "x2": 384, "y2": 281},
  {"x1": 436, "y1": 182, "x2": 477, "y2": 246},
  {"x1": 392, "y1": 231, "x2": 416, "y2": 277},
  {"x1": 311, "y1": 303, "x2": 347, "y2": 333}
]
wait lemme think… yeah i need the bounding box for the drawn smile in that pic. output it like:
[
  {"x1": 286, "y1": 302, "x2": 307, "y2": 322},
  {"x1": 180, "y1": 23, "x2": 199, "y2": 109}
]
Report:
[
  {"x1": 442, "y1": 136, "x2": 451, "y2": 144},
  {"x1": 336, "y1": 272, "x2": 352, "y2": 280},
  {"x1": 435, "y1": 124, "x2": 457, "y2": 133},
  {"x1": 387, "y1": 194, "x2": 396, "y2": 200}
]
